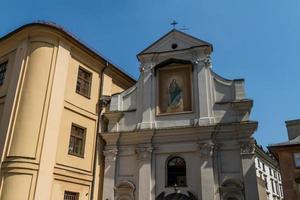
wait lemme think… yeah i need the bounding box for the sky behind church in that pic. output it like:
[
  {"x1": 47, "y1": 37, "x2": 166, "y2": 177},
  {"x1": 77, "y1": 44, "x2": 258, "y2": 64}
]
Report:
[{"x1": 1, "y1": 0, "x2": 299, "y2": 148}]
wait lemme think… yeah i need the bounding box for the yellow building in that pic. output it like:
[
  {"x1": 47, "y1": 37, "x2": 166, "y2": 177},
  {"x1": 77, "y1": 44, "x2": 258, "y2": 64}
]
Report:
[{"x1": 0, "y1": 22, "x2": 135, "y2": 200}]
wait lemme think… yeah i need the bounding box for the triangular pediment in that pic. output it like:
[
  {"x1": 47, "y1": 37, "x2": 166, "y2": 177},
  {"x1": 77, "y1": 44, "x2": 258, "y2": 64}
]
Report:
[{"x1": 138, "y1": 29, "x2": 212, "y2": 56}]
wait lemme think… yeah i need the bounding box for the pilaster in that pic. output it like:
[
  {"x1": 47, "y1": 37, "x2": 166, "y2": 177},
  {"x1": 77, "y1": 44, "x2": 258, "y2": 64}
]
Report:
[
  {"x1": 198, "y1": 142, "x2": 215, "y2": 200},
  {"x1": 137, "y1": 62, "x2": 155, "y2": 130},
  {"x1": 136, "y1": 145, "x2": 153, "y2": 200},
  {"x1": 102, "y1": 147, "x2": 118, "y2": 200},
  {"x1": 196, "y1": 56, "x2": 214, "y2": 125},
  {"x1": 0, "y1": 40, "x2": 28, "y2": 162},
  {"x1": 240, "y1": 139, "x2": 259, "y2": 200},
  {"x1": 34, "y1": 41, "x2": 70, "y2": 200}
]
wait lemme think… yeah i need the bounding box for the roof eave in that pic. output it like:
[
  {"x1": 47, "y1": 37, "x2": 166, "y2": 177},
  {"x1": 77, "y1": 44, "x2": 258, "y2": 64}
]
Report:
[{"x1": 0, "y1": 21, "x2": 136, "y2": 84}]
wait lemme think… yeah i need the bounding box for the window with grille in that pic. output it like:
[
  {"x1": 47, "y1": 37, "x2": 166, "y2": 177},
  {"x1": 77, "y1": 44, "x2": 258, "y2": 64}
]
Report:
[
  {"x1": 68, "y1": 124, "x2": 86, "y2": 157},
  {"x1": 64, "y1": 191, "x2": 79, "y2": 200},
  {"x1": 76, "y1": 67, "x2": 92, "y2": 98},
  {"x1": 167, "y1": 156, "x2": 187, "y2": 186},
  {"x1": 0, "y1": 61, "x2": 8, "y2": 86}
]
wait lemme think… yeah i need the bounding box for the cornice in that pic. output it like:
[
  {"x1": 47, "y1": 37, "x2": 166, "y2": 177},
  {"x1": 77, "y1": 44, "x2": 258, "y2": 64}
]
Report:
[
  {"x1": 0, "y1": 22, "x2": 136, "y2": 85},
  {"x1": 101, "y1": 121, "x2": 258, "y2": 145}
]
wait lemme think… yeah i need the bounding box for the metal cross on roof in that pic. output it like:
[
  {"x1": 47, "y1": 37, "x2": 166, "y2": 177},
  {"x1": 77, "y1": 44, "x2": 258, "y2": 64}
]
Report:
[{"x1": 171, "y1": 20, "x2": 178, "y2": 28}]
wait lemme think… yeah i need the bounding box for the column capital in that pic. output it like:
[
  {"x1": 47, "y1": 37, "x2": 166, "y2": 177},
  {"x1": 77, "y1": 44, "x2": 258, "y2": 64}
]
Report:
[
  {"x1": 103, "y1": 148, "x2": 118, "y2": 162},
  {"x1": 136, "y1": 146, "x2": 153, "y2": 161},
  {"x1": 199, "y1": 142, "x2": 214, "y2": 158},
  {"x1": 240, "y1": 140, "x2": 255, "y2": 155},
  {"x1": 139, "y1": 62, "x2": 155, "y2": 72},
  {"x1": 192, "y1": 55, "x2": 211, "y2": 68}
]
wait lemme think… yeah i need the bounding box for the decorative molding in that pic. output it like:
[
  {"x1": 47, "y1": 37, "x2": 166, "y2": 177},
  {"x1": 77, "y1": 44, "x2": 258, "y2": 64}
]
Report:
[
  {"x1": 240, "y1": 141, "x2": 255, "y2": 155},
  {"x1": 192, "y1": 55, "x2": 211, "y2": 68},
  {"x1": 103, "y1": 148, "x2": 118, "y2": 162},
  {"x1": 204, "y1": 55, "x2": 212, "y2": 68},
  {"x1": 139, "y1": 62, "x2": 155, "y2": 72},
  {"x1": 136, "y1": 146, "x2": 153, "y2": 161},
  {"x1": 115, "y1": 181, "x2": 135, "y2": 200},
  {"x1": 199, "y1": 142, "x2": 214, "y2": 158},
  {"x1": 99, "y1": 96, "x2": 111, "y2": 108},
  {"x1": 103, "y1": 112, "x2": 124, "y2": 122},
  {"x1": 156, "y1": 191, "x2": 197, "y2": 200}
]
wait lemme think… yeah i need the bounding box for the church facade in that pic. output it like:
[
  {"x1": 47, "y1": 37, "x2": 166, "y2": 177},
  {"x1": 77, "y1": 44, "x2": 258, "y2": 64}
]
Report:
[{"x1": 101, "y1": 29, "x2": 259, "y2": 200}]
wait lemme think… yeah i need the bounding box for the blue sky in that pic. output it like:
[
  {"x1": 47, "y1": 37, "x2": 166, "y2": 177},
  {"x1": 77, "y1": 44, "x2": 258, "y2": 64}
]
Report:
[{"x1": 1, "y1": 0, "x2": 299, "y2": 147}]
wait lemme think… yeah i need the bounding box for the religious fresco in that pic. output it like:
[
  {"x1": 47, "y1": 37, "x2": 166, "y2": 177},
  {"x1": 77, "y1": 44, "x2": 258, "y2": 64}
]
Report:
[
  {"x1": 167, "y1": 79, "x2": 183, "y2": 112},
  {"x1": 157, "y1": 64, "x2": 192, "y2": 114}
]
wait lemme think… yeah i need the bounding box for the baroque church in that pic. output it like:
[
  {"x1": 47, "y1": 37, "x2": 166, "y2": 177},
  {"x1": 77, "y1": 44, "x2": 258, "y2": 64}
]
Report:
[{"x1": 101, "y1": 29, "x2": 258, "y2": 200}]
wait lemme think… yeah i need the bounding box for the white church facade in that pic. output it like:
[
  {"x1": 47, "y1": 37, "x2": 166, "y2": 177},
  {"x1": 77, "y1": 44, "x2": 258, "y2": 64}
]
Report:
[{"x1": 101, "y1": 29, "x2": 259, "y2": 200}]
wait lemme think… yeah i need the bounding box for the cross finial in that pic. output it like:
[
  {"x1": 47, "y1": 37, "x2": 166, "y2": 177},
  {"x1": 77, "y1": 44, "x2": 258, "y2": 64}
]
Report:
[{"x1": 171, "y1": 20, "x2": 178, "y2": 28}]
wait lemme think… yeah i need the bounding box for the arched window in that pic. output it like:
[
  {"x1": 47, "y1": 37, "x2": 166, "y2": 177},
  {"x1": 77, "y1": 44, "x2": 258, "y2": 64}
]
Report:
[
  {"x1": 167, "y1": 156, "x2": 186, "y2": 186},
  {"x1": 227, "y1": 198, "x2": 238, "y2": 200}
]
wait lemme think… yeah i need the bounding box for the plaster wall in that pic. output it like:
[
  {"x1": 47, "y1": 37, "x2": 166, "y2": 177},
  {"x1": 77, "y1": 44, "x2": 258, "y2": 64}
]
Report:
[
  {"x1": 8, "y1": 41, "x2": 54, "y2": 158},
  {"x1": 1, "y1": 173, "x2": 33, "y2": 200},
  {"x1": 0, "y1": 24, "x2": 134, "y2": 200},
  {"x1": 56, "y1": 108, "x2": 97, "y2": 171},
  {"x1": 64, "y1": 55, "x2": 100, "y2": 114},
  {"x1": 51, "y1": 179, "x2": 90, "y2": 200}
]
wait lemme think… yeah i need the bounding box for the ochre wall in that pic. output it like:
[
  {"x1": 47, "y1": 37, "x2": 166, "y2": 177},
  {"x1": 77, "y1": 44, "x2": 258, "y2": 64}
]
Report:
[
  {"x1": 56, "y1": 108, "x2": 97, "y2": 171},
  {"x1": 0, "y1": 25, "x2": 134, "y2": 200},
  {"x1": 9, "y1": 41, "x2": 54, "y2": 158},
  {"x1": 103, "y1": 73, "x2": 127, "y2": 96}
]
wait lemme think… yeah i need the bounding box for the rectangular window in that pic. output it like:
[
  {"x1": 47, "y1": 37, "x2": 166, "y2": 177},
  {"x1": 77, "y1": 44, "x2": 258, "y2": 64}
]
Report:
[
  {"x1": 265, "y1": 177, "x2": 268, "y2": 190},
  {"x1": 271, "y1": 179, "x2": 275, "y2": 193},
  {"x1": 64, "y1": 191, "x2": 79, "y2": 200},
  {"x1": 275, "y1": 181, "x2": 279, "y2": 195},
  {"x1": 0, "y1": 61, "x2": 8, "y2": 86},
  {"x1": 269, "y1": 168, "x2": 272, "y2": 176},
  {"x1": 294, "y1": 153, "x2": 300, "y2": 167},
  {"x1": 68, "y1": 124, "x2": 86, "y2": 157},
  {"x1": 262, "y1": 163, "x2": 265, "y2": 172},
  {"x1": 76, "y1": 67, "x2": 92, "y2": 98}
]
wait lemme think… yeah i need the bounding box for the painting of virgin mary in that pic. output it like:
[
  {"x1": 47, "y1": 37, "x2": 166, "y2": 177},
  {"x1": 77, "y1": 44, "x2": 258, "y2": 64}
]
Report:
[
  {"x1": 157, "y1": 64, "x2": 192, "y2": 114},
  {"x1": 167, "y1": 79, "x2": 184, "y2": 112}
]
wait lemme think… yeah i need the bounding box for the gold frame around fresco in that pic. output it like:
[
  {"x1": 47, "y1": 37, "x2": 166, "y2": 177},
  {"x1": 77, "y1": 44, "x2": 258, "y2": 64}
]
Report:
[{"x1": 156, "y1": 64, "x2": 193, "y2": 116}]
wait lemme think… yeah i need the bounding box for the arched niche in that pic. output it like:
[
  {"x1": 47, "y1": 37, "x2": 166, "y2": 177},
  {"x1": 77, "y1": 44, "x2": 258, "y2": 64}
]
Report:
[
  {"x1": 115, "y1": 181, "x2": 135, "y2": 200},
  {"x1": 220, "y1": 178, "x2": 244, "y2": 200}
]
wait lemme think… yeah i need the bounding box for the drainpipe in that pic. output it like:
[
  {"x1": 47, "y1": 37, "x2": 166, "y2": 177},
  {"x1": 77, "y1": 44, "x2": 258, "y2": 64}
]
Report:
[{"x1": 91, "y1": 61, "x2": 108, "y2": 200}]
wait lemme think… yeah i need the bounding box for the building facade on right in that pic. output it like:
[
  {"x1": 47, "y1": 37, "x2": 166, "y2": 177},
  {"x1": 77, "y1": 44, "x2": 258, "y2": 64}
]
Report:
[
  {"x1": 269, "y1": 119, "x2": 300, "y2": 200},
  {"x1": 255, "y1": 144, "x2": 284, "y2": 200}
]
